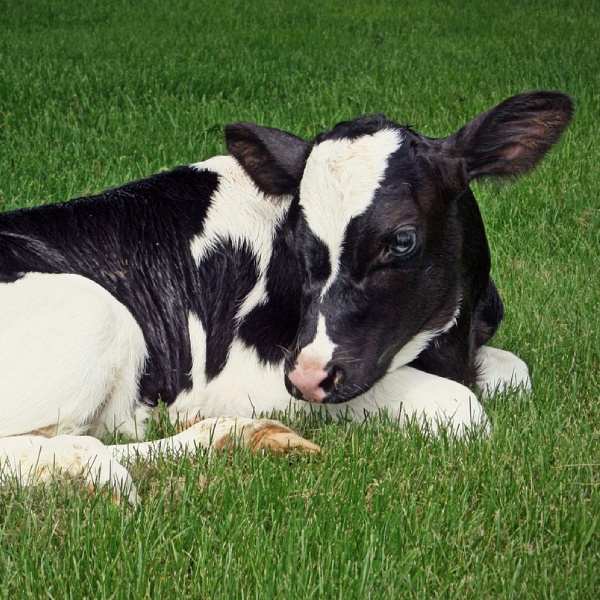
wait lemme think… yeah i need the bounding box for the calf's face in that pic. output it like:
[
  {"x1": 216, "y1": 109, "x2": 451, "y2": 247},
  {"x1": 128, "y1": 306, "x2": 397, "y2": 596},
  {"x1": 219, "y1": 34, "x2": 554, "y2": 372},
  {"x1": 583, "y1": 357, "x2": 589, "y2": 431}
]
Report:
[
  {"x1": 284, "y1": 123, "x2": 466, "y2": 402},
  {"x1": 226, "y1": 91, "x2": 573, "y2": 404}
]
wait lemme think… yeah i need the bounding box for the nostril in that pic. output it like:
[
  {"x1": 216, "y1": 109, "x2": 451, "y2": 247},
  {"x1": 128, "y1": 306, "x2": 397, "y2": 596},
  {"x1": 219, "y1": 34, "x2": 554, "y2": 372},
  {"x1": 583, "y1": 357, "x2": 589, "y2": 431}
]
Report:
[
  {"x1": 319, "y1": 366, "x2": 344, "y2": 395},
  {"x1": 287, "y1": 363, "x2": 344, "y2": 403}
]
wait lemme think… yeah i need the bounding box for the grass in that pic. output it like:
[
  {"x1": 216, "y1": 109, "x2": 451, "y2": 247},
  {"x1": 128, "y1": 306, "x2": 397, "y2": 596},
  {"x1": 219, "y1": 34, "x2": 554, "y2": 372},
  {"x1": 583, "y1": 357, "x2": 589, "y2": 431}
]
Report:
[{"x1": 1, "y1": 0, "x2": 599, "y2": 597}]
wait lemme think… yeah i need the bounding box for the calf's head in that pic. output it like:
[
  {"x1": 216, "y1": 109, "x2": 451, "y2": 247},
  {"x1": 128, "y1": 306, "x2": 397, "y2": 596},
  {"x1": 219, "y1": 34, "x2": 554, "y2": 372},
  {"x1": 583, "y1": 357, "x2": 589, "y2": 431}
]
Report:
[{"x1": 226, "y1": 91, "x2": 573, "y2": 404}]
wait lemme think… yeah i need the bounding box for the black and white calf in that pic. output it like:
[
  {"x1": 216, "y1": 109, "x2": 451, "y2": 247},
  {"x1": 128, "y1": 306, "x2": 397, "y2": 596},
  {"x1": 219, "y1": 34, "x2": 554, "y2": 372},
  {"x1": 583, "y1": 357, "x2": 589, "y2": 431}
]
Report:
[{"x1": 0, "y1": 91, "x2": 572, "y2": 501}]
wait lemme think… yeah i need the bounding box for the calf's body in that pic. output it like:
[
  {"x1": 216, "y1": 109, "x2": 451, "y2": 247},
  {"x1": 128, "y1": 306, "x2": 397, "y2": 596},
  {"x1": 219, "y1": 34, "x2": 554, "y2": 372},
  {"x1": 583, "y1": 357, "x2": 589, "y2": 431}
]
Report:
[{"x1": 0, "y1": 92, "x2": 572, "y2": 501}]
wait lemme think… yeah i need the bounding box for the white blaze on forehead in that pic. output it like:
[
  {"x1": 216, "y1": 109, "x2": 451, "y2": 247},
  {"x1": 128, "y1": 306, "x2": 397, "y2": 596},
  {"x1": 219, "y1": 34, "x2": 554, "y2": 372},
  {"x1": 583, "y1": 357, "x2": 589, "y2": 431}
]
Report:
[{"x1": 300, "y1": 128, "x2": 403, "y2": 293}]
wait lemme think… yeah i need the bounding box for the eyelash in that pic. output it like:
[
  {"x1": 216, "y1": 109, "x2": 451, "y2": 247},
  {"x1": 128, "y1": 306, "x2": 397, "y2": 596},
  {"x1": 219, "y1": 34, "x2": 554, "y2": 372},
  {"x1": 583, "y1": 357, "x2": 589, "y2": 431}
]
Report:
[{"x1": 388, "y1": 228, "x2": 419, "y2": 258}]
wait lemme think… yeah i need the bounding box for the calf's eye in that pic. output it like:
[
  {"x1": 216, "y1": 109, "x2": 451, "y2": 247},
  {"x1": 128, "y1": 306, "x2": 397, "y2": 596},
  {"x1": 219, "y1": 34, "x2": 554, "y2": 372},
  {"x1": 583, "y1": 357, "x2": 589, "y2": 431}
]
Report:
[{"x1": 389, "y1": 228, "x2": 418, "y2": 257}]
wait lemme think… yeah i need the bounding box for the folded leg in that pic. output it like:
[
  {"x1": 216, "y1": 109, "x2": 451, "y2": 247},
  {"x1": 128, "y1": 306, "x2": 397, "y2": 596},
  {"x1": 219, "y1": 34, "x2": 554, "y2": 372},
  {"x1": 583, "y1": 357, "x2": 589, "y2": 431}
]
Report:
[
  {"x1": 110, "y1": 416, "x2": 321, "y2": 462},
  {"x1": 317, "y1": 364, "x2": 489, "y2": 436},
  {"x1": 476, "y1": 345, "x2": 531, "y2": 398},
  {"x1": 1, "y1": 417, "x2": 319, "y2": 505},
  {"x1": 0, "y1": 434, "x2": 139, "y2": 504}
]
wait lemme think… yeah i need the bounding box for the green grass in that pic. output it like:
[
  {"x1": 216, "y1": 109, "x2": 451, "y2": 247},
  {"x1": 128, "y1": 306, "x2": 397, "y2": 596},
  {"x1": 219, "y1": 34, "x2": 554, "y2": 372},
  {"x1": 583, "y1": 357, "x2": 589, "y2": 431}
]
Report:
[{"x1": 1, "y1": 0, "x2": 599, "y2": 597}]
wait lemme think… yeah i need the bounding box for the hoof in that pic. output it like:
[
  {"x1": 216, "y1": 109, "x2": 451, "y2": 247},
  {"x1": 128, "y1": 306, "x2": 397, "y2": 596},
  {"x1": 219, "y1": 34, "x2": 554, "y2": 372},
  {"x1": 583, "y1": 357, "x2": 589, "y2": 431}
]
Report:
[{"x1": 250, "y1": 424, "x2": 321, "y2": 454}]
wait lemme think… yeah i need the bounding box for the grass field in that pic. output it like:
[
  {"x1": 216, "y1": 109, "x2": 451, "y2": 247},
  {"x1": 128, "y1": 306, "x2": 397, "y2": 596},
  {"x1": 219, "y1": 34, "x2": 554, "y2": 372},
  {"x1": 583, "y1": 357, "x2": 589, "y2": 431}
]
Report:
[{"x1": 1, "y1": 0, "x2": 599, "y2": 597}]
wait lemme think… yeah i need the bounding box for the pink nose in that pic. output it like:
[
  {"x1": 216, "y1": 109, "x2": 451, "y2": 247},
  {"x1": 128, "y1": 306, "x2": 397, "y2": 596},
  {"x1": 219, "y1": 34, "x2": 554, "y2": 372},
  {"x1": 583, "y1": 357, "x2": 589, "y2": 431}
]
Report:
[{"x1": 287, "y1": 366, "x2": 329, "y2": 403}]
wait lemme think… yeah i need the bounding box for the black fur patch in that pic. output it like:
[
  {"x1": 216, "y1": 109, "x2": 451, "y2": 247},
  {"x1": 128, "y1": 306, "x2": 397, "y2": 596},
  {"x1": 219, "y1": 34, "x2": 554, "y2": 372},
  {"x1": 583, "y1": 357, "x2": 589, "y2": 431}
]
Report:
[
  {"x1": 193, "y1": 240, "x2": 260, "y2": 379},
  {"x1": 238, "y1": 223, "x2": 302, "y2": 364},
  {"x1": 409, "y1": 188, "x2": 493, "y2": 387},
  {"x1": 0, "y1": 166, "x2": 218, "y2": 405},
  {"x1": 316, "y1": 114, "x2": 391, "y2": 143}
]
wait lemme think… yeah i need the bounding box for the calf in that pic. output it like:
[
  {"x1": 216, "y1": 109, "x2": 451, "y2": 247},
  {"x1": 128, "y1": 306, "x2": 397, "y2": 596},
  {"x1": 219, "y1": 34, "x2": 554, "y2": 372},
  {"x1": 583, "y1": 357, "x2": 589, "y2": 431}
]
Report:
[{"x1": 0, "y1": 91, "x2": 572, "y2": 502}]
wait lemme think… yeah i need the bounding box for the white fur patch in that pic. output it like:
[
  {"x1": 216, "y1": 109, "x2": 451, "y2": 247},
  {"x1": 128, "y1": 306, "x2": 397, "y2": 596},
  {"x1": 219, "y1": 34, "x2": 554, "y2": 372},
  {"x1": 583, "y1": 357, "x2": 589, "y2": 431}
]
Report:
[
  {"x1": 476, "y1": 345, "x2": 532, "y2": 398},
  {"x1": 299, "y1": 129, "x2": 403, "y2": 295},
  {"x1": 0, "y1": 434, "x2": 139, "y2": 504},
  {"x1": 0, "y1": 273, "x2": 148, "y2": 439},
  {"x1": 291, "y1": 364, "x2": 489, "y2": 437},
  {"x1": 294, "y1": 313, "x2": 337, "y2": 371},
  {"x1": 169, "y1": 312, "x2": 209, "y2": 422},
  {"x1": 386, "y1": 330, "x2": 439, "y2": 372},
  {"x1": 190, "y1": 156, "x2": 291, "y2": 320},
  {"x1": 171, "y1": 338, "x2": 292, "y2": 421},
  {"x1": 359, "y1": 365, "x2": 489, "y2": 436}
]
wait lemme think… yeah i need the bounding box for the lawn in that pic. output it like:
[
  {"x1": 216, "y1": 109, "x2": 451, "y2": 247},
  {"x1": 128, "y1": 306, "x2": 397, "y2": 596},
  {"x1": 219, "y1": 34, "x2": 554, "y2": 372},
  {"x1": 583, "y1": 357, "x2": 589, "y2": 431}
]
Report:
[{"x1": 1, "y1": 0, "x2": 599, "y2": 597}]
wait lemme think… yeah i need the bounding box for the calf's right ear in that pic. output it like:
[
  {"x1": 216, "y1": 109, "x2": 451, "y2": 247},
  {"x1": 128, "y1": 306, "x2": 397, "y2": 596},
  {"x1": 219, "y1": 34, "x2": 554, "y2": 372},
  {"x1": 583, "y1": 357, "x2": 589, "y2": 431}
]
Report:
[{"x1": 225, "y1": 122, "x2": 312, "y2": 196}]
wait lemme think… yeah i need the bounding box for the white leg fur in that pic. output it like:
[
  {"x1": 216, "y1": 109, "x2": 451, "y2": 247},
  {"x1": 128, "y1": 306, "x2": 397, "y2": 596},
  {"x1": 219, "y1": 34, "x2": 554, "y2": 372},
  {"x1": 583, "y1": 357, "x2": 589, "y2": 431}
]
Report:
[
  {"x1": 476, "y1": 345, "x2": 532, "y2": 399},
  {"x1": 321, "y1": 365, "x2": 490, "y2": 436}
]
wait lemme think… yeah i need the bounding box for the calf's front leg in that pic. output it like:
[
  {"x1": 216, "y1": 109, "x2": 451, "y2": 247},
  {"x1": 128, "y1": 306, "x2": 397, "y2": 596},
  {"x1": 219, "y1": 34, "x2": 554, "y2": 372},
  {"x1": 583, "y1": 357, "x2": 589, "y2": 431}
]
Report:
[
  {"x1": 109, "y1": 416, "x2": 321, "y2": 463},
  {"x1": 323, "y1": 365, "x2": 491, "y2": 436}
]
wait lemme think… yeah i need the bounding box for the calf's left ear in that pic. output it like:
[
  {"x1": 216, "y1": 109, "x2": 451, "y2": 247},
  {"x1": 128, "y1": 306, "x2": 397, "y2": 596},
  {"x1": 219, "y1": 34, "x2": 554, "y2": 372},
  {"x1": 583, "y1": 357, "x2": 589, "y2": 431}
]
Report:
[
  {"x1": 225, "y1": 122, "x2": 312, "y2": 196},
  {"x1": 437, "y1": 91, "x2": 574, "y2": 180}
]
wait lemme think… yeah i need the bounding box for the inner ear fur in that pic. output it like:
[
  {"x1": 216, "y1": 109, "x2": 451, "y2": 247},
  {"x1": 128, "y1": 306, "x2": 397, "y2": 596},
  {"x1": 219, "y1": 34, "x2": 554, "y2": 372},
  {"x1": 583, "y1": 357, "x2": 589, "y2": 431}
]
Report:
[
  {"x1": 436, "y1": 91, "x2": 574, "y2": 180},
  {"x1": 225, "y1": 122, "x2": 312, "y2": 196}
]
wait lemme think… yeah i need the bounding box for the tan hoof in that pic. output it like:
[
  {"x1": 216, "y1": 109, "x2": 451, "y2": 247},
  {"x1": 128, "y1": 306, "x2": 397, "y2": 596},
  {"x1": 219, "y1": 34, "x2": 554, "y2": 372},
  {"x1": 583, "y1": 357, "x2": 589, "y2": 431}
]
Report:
[{"x1": 250, "y1": 424, "x2": 321, "y2": 454}]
